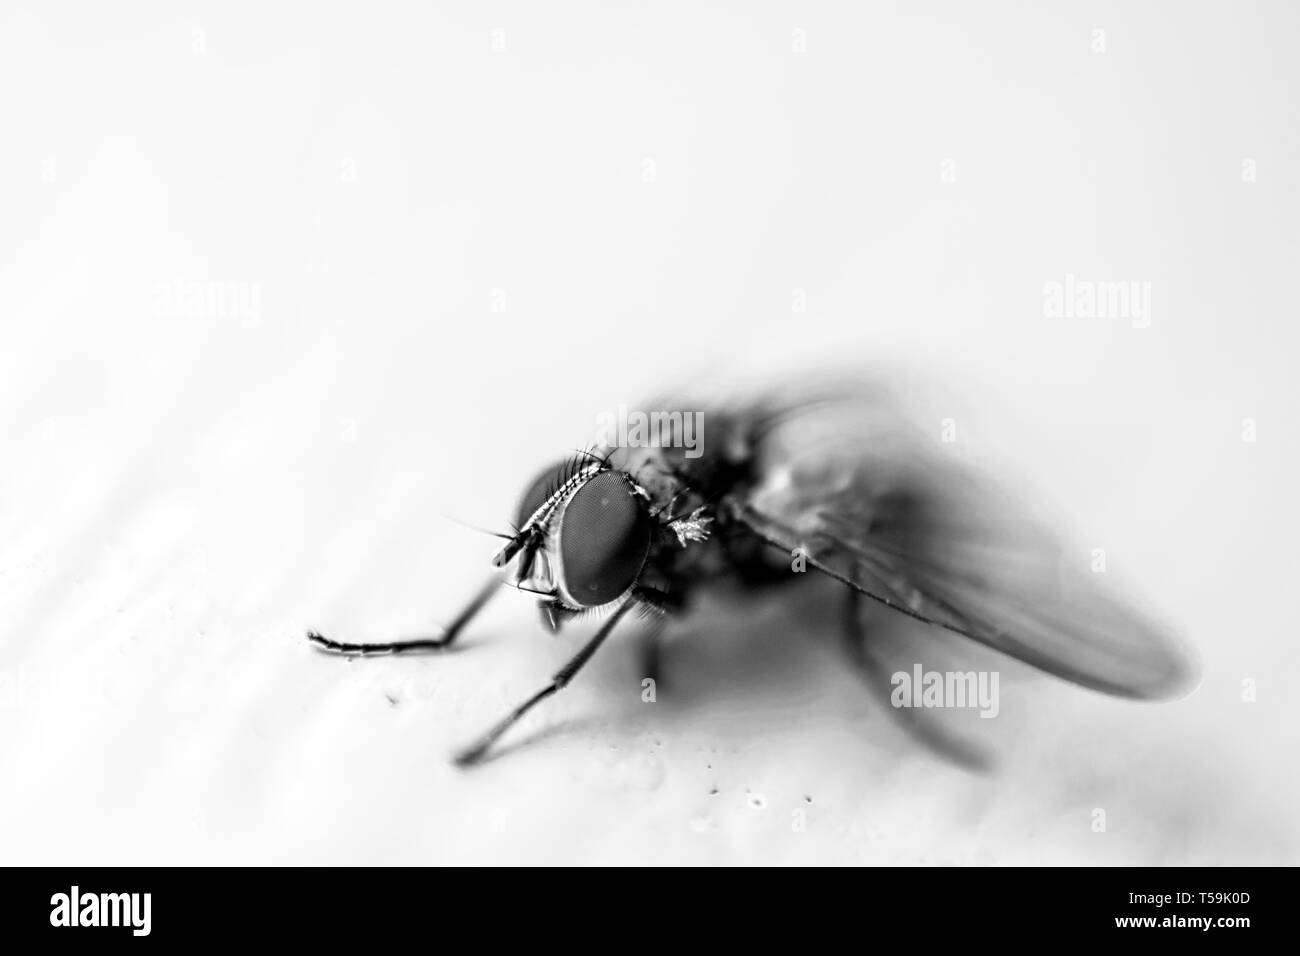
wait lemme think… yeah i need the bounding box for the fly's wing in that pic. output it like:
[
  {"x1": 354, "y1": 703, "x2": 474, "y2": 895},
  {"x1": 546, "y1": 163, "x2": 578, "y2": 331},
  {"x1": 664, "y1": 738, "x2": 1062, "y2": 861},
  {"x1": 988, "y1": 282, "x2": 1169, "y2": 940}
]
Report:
[{"x1": 725, "y1": 387, "x2": 1195, "y2": 701}]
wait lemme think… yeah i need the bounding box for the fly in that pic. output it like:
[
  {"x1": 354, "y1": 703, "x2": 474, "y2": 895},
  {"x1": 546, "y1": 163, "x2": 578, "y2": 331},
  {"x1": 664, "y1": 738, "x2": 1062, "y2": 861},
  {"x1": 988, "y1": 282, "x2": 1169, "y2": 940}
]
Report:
[{"x1": 307, "y1": 381, "x2": 1196, "y2": 767}]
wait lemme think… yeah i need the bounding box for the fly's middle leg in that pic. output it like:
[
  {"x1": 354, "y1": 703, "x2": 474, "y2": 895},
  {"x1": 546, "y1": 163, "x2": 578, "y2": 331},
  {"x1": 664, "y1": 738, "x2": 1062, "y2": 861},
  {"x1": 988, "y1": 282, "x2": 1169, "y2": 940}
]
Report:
[
  {"x1": 639, "y1": 628, "x2": 662, "y2": 687},
  {"x1": 632, "y1": 584, "x2": 671, "y2": 687}
]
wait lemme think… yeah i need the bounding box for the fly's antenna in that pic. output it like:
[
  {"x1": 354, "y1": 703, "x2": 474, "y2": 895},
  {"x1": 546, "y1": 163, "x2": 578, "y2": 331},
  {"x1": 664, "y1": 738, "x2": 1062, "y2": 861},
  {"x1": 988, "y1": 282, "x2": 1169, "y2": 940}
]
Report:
[
  {"x1": 440, "y1": 513, "x2": 515, "y2": 540},
  {"x1": 491, "y1": 523, "x2": 543, "y2": 568}
]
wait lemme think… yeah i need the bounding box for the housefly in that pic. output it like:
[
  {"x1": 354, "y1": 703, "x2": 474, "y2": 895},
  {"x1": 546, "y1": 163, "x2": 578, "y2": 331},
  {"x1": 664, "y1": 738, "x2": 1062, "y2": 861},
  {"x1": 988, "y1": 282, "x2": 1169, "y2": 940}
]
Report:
[{"x1": 308, "y1": 379, "x2": 1195, "y2": 766}]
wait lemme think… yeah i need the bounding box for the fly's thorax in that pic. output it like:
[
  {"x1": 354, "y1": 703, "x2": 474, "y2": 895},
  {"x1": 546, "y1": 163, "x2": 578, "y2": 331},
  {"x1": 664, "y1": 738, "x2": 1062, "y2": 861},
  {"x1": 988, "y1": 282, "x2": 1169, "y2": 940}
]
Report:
[{"x1": 602, "y1": 444, "x2": 687, "y2": 511}]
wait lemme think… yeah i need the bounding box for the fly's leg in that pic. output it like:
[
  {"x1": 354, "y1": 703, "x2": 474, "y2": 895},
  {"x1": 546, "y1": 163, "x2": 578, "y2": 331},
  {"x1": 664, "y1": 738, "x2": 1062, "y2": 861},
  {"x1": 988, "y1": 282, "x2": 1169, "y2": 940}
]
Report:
[
  {"x1": 640, "y1": 630, "x2": 662, "y2": 686},
  {"x1": 307, "y1": 576, "x2": 500, "y2": 656},
  {"x1": 453, "y1": 598, "x2": 637, "y2": 766},
  {"x1": 840, "y1": 589, "x2": 870, "y2": 671},
  {"x1": 841, "y1": 590, "x2": 991, "y2": 771},
  {"x1": 632, "y1": 585, "x2": 671, "y2": 686}
]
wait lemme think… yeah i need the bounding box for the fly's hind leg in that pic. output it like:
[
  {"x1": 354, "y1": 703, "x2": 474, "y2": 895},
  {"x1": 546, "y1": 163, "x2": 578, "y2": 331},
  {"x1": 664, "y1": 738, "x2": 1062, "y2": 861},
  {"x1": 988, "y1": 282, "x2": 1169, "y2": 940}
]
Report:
[
  {"x1": 841, "y1": 590, "x2": 992, "y2": 772},
  {"x1": 307, "y1": 576, "x2": 500, "y2": 657}
]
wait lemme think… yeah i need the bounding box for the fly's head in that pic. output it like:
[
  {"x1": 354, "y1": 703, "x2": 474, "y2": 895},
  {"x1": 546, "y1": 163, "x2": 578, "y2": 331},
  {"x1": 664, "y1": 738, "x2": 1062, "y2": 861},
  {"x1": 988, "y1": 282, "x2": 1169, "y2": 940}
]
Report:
[
  {"x1": 493, "y1": 454, "x2": 712, "y2": 630},
  {"x1": 494, "y1": 456, "x2": 653, "y2": 622}
]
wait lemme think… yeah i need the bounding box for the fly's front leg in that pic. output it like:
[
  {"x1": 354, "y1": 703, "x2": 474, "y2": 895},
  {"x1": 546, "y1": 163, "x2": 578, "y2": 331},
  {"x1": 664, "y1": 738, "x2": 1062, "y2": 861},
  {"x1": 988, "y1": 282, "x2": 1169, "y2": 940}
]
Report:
[
  {"x1": 453, "y1": 598, "x2": 638, "y2": 766},
  {"x1": 307, "y1": 575, "x2": 500, "y2": 656}
]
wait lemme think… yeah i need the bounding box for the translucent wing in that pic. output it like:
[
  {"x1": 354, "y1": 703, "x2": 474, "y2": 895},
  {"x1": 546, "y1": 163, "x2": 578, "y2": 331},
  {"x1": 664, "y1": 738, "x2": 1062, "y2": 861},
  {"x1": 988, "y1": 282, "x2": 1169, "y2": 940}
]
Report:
[{"x1": 716, "y1": 382, "x2": 1195, "y2": 700}]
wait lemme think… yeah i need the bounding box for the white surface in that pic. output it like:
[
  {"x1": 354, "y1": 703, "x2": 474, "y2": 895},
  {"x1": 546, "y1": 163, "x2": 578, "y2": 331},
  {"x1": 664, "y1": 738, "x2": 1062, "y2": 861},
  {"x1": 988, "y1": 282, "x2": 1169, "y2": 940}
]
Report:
[{"x1": 1, "y1": 1, "x2": 1297, "y2": 864}]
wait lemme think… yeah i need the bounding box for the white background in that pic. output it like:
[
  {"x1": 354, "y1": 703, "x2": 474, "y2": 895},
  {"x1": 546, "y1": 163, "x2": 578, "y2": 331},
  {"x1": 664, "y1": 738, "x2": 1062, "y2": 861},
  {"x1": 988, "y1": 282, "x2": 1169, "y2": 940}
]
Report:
[{"x1": 2, "y1": 1, "x2": 1297, "y2": 864}]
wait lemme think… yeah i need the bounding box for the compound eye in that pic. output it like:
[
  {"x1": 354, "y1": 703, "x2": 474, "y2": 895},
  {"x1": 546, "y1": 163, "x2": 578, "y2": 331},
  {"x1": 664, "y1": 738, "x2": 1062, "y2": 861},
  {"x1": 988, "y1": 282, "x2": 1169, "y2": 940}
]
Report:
[
  {"x1": 559, "y1": 472, "x2": 652, "y2": 607},
  {"x1": 515, "y1": 460, "x2": 572, "y2": 528}
]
